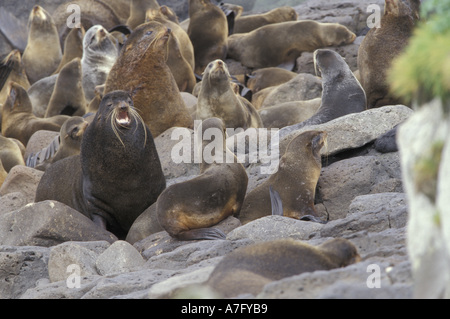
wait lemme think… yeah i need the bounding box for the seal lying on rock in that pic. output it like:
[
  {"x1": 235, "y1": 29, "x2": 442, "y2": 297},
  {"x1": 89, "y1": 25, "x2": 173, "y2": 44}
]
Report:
[
  {"x1": 35, "y1": 91, "x2": 166, "y2": 238},
  {"x1": 206, "y1": 238, "x2": 361, "y2": 298}
]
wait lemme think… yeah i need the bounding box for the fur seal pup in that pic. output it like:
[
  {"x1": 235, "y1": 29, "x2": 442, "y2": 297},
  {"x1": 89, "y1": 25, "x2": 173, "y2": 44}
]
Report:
[
  {"x1": 157, "y1": 117, "x2": 248, "y2": 240},
  {"x1": 196, "y1": 59, "x2": 262, "y2": 130},
  {"x1": 357, "y1": 0, "x2": 418, "y2": 108},
  {"x1": 206, "y1": 238, "x2": 360, "y2": 298},
  {"x1": 22, "y1": 6, "x2": 62, "y2": 84},
  {"x1": 234, "y1": 6, "x2": 298, "y2": 34},
  {"x1": 238, "y1": 130, "x2": 327, "y2": 225},
  {"x1": 278, "y1": 49, "x2": 366, "y2": 141},
  {"x1": 35, "y1": 91, "x2": 166, "y2": 238},
  {"x1": 0, "y1": 50, "x2": 30, "y2": 105},
  {"x1": 246, "y1": 67, "x2": 297, "y2": 94},
  {"x1": 81, "y1": 25, "x2": 119, "y2": 102},
  {"x1": 46, "y1": 58, "x2": 87, "y2": 118},
  {"x1": 27, "y1": 116, "x2": 90, "y2": 170},
  {"x1": 127, "y1": 0, "x2": 160, "y2": 29},
  {"x1": 1, "y1": 82, "x2": 70, "y2": 146},
  {"x1": 187, "y1": 0, "x2": 228, "y2": 75},
  {"x1": 227, "y1": 20, "x2": 356, "y2": 70},
  {"x1": 0, "y1": 134, "x2": 26, "y2": 172},
  {"x1": 104, "y1": 21, "x2": 193, "y2": 137},
  {"x1": 53, "y1": 26, "x2": 85, "y2": 75}
]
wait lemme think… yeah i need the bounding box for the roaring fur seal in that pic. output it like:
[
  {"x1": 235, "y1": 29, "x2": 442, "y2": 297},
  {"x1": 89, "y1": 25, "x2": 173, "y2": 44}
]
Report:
[
  {"x1": 22, "y1": 6, "x2": 62, "y2": 84},
  {"x1": 187, "y1": 0, "x2": 228, "y2": 75},
  {"x1": 53, "y1": 26, "x2": 85, "y2": 75},
  {"x1": 81, "y1": 25, "x2": 119, "y2": 102},
  {"x1": 246, "y1": 67, "x2": 297, "y2": 94},
  {"x1": 238, "y1": 130, "x2": 327, "y2": 225},
  {"x1": 27, "y1": 116, "x2": 90, "y2": 170},
  {"x1": 1, "y1": 82, "x2": 70, "y2": 146},
  {"x1": 35, "y1": 91, "x2": 166, "y2": 238},
  {"x1": 227, "y1": 20, "x2": 356, "y2": 70},
  {"x1": 104, "y1": 21, "x2": 193, "y2": 137},
  {"x1": 157, "y1": 117, "x2": 248, "y2": 240},
  {"x1": 127, "y1": 0, "x2": 160, "y2": 29},
  {"x1": 46, "y1": 58, "x2": 87, "y2": 118},
  {"x1": 206, "y1": 238, "x2": 360, "y2": 298},
  {"x1": 279, "y1": 49, "x2": 367, "y2": 141},
  {"x1": 357, "y1": 0, "x2": 418, "y2": 108},
  {"x1": 234, "y1": 6, "x2": 298, "y2": 34},
  {"x1": 196, "y1": 59, "x2": 262, "y2": 130}
]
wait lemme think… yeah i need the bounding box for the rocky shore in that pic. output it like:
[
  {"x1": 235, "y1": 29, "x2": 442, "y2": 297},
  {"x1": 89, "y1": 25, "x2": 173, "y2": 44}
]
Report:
[{"x1": 0, "y1": 0, "x2": 418, "y2": 299}]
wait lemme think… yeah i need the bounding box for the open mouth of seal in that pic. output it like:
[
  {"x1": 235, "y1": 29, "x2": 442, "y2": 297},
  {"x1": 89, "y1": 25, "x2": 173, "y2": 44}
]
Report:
[{"x1": 116, "y1": 108, "x2": 131, "y2": 127}]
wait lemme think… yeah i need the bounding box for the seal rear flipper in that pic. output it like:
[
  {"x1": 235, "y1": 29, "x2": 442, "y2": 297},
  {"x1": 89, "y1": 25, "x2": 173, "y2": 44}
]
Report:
[
  {"x1": 270, "y1": 186, "x2": 284, "y2": 216},
  {"x1": 175, "y1": 228, "x2": 226, "y2": 241},
  {"x1": 300, "y1": 215, "x2": 327, "y2": 224}
]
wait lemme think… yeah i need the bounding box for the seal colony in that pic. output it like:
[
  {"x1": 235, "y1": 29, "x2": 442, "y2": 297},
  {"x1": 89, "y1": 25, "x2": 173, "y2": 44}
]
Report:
[{"x1": 0, "y1": 0, "x2": 422, "y2": 298}]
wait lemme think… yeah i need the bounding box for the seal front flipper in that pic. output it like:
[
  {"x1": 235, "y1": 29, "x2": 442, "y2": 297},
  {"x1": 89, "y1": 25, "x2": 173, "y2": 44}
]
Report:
[
  {"x1": 175, "y1": 228, "x2": 226, "y2": 241},
  {"x1": 270, "y1": 186, "x2": 283, "y2": 216}
]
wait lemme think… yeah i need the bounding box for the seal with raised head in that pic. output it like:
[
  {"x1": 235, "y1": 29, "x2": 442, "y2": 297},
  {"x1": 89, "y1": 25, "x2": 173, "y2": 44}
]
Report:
[
  {"x1": 234, "y1": 6, "x2": 298, "y2": 34},
  {"x1": 46, "y1": 58, "x2": 87, "y2": 117},
  {"x1": 53, "y1": 26, "x2": 85, "y2": 75},
  {"x1": 0, "y1": 50, "x2": 30, "y2": 105},
  {"x1": 357, "y1": 0, "x2": 418, "y2": 108},
  {"x1": 1, "y1": 82, "x2": 70, "y2": 146},
  {"x1": 196, "y1": 59, "x2": 262, "y2": 130},
  {"x1": 238, "y1": 130, "x2": 327, "y2": 225},
  {"x1": 206, "y1": 238, "x2": 360, "y2": 298},
  {"x1": 81, "y1": 25, "x2": 119, "y2": 102},
  {"x1": 157, "y1": 117, "x2": 248, "y2": 241},
  {"x1": 104, "y1": 21, "x2": 193, "y2": 137},
  {"x1": 22, "y1": 5, "x2": 62, "y2": 84},
  {"x1": 27, "y1": 116, "x2": 90, "y2": 171},
  {"x1": 227, "y1": 20, "x2": 356, "y2": 70},
  {"x1": 187, "y1": 0, "x2": 228, "y2": 75},
  {"x1": 279, "y1": 49, "x2": 367, "y2": 141},
  {"x1": 35, "y1": 91, "x2": 166, "y2": 238}
]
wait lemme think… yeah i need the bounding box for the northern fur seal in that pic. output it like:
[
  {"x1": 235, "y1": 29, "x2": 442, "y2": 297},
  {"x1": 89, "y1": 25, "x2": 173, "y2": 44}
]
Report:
[
  {"x1": 157, "y1": 117, "x2": 248, "y2": 240},
  {"x1": 35, "y1": 91, "x2": 166, "y2": 238},
  {"x1": 357, "y1": 0, "x2": 418, "y2": 108},
  {"x1": 0, "y1": 50, "x2": 30, "y2": 105},
  {"x1": 188, "y1": 0, "x2": 228, "y2": 75},
  {"x1": 46, "y1": 58, "x2": 87, "y2": 117},
  {"x1": 246, "y1": 67, "x2": 297, "y2": 94},
  {"x1": 27, "y1": 116, "x2": 90, "y2": 170},
  {"x1": 196, "y1": 59, "x2": 262, "y2": 130},
  {"x1": 1, "y1": 82, "x2": 69, "y2": 146},
  {"x1": 104, "y1": 21, "x2": 193, "y2": 137},
  {"x1": 234, "y1": 6, "x2": 298, "y2": 34},
  {"x1": 238, "y1": 130, "x2": 327, "y2": 225},
  {"x1": 81, "y1": 25, "x2": 119, "y2": 102},
  {"x1": 279, "y1": 49, "x2": 366, "y2": 141},
  {"x1": 53, "y1": 26, "x2": 85, "y2": 75},
  {"x1": 227, "y1": 20, "x2": 356, "y2": 70},
  {"x1": 127, "y1": 0, "x2": 160, "y2": 29},
  {"x1": 22, "y1": 6, "x2": 62, "y2": 84},
  {"x1": 206, "y1": 238, "x2": 360, "y2": 298}
]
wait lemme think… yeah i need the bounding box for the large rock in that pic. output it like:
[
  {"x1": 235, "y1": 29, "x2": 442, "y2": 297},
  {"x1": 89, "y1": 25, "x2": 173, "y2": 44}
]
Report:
[
  {"x1": 96, "y1": 241, "x2": 146, "y2": 276},
  {"x1": 0, "y1": 166, "x2": 43, "y2": 204},
  {"x1": 0, "y1": 201, "x2": 117, "y2": 247}
]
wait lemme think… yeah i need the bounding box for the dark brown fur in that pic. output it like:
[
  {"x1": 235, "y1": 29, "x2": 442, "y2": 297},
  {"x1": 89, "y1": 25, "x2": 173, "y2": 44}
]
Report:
[
  {"x1": 187, "y1": 0, "x2": 228, "y2": 75},
  {"x1": 357, "y1": 0, "x2": 419, "y2": 108}
]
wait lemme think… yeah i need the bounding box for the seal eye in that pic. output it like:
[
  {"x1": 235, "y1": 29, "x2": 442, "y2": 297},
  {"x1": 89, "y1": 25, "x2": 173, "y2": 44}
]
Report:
[{"x1": 146, "y1": 31, "x2": 153, "y2": 36}]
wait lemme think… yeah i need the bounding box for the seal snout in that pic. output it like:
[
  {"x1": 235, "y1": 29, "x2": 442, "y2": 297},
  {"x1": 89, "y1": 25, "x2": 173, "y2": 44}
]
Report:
[{"x1": 116, "y1": 101, "x2": 132, "y2": 127}]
